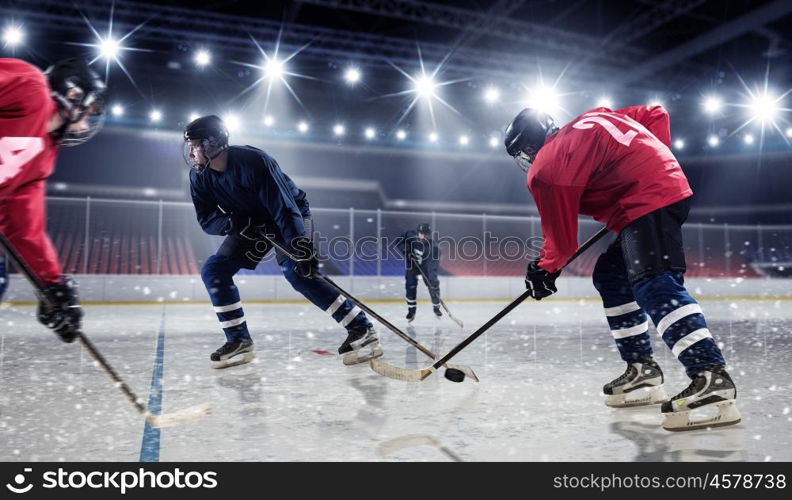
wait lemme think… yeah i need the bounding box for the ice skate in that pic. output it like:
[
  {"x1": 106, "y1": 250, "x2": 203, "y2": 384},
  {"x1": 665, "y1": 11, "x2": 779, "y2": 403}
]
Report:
[
  {"x1": 210, "y1": 339, "x2": 254, "y2": 369},
  {"x1": 661, "y1": 367, "x2": 741, "y2": 432},
  {"x1": 433, "y1": 306, "x2": 442, "y2": 319},
  {"x1": 339, "y1": 325, "x2": 383, "y2": 365},
  {"x1": 603, "y1": 358, "x2": 669, "y2": 408},
  {"x1": 406, "y1": 308, "x2": 416, "y2": 322}
]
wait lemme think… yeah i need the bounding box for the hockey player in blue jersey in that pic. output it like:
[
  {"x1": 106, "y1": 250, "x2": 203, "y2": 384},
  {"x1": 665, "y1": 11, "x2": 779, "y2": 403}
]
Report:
[
  {"x1": 183, "y1": 115, "x2": 381, "y2": 368},
  {"x1": 400, "y1": 223, "x2": 442, "y2": 321}
]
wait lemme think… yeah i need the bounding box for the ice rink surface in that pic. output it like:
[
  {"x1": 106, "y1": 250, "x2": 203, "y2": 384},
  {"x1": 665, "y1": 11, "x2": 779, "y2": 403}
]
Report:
[{"x1": 1, "y1": 298, "x2": 790, "y2": 462}]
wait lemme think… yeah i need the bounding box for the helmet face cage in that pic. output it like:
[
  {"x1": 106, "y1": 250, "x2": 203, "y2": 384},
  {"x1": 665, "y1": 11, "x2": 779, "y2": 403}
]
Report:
[
  {"x1": 54, "y1": 90, "x2": 106, "y2": 147},
  {"x1": 513, "y1": 148, "x2": 536, "y2": 173},
  {"x1": 183, "y1": 136, "x2": 226, "y2": 173}
]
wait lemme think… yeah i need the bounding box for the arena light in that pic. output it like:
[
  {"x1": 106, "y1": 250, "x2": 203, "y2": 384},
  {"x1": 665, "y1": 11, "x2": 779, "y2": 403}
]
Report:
[
  {"x1": 2, "y1": 25, "x2": 24, "y2": 47},
  {"x1": 297, "y1": 121, "x2": 309, "y2": 133},
  {"x1": 149, "y1": 110, "x2": 162, "y2": 123},
  {"x1": 428, "y1": 132, "x2": 438, "y2": 143},
  {"x1": 748, "y1": 92, "x2": 779, "y2": 123},
  {"x1": 98, "y1": 37, "x2": 121, "y2": 61},
  {"x1": 333, "y1": 124, "x2": 345, "y2": 136},
  {"x1": 364, "y1": 127, "x2": 376, "y2": 139},
  {"x1": 142, "y1": 188, "x2": 157, "y2": 197},
  {"x1": 707, "y1": 135, "x2": 720, "y2": 147},
  {"x1": 263, "y1": 115, "x2": 274, "y2": 127},
  {"x1": 413, "y1": 75, "x2": 437, "y2": 99},
  {"x1": 489, "y1": 136, "x2": 499, "y2": 148},
  {"x1": 524, "y1": 85, "x2": 561, "y2": 115},
  {"x1": 396, "y1": 129, "x2": 407, "y2": 141},
  {"x1": 344, "y1": 66, "x2": 361, "y2": 85},
  {"x1": 263, "y1": 58, "x2": 285, "y2": 80},
  {"x1": 110, "y1": 104, "x2": 124, "y2": 117},
  {"x1": 188, "y1": 112, "x2": 200, "y2": 123},
  {"x1": 744, "y1": 133, "x2": 755, "y2": 145},
  {"x1": 194, "y1": 49, "x2": 211, "y2": 67},
  {"x1": 786, "y1": 127, "x2": 792, "y2": 138},
  {"x1": 673, "y1": 138, "x2": 685, "y2": 150},
  {"x1": 458, "y1": 135, "x2": 469, "y2": 146},
  {"x1": 223, "y1": 114, "x2": 242, "y2": 132},
  {"x1": 596, "y1": 96, "x2": 613, "y2": 108},
  {"x1": 649, "y1": 98, "x2": 664, "y2": 107},
  {"x1": 702, "y1": 95, "x2": 722, "y2": 115},
  {"x1": 483, "y1": 86, "x2": 500, "y2": 104}
]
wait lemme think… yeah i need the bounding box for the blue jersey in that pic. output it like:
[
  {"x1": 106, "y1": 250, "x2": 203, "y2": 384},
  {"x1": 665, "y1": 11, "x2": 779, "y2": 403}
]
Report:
[{"x1": 189, "y1": 145, "x2": 311, "y2": 244}]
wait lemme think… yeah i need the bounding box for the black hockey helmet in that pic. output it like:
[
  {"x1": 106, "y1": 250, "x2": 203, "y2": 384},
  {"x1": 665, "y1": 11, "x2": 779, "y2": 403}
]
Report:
[
  {"x1": 417, "y1": 223, "x2": 430, "y2": 235},
  {"x1": 45, "y1": 58, "x2": 106, "y2": 147},
  {"x1": 503, "y1": 108, "x2": 558, "y2": 172},
  {"x1": 183, "y1": 115, "x2": 229, "y2": 172}
]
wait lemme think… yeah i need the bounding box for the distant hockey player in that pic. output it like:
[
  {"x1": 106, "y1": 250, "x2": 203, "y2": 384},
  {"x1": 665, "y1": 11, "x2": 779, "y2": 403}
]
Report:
[
  {"x1": 0, "y1": 57, "x2": 106, "y2": 341},
  {"x1": 400, "y1": 223, "x2": 442, "y2": 321},
  {"x1": 504, "y1": 105, "x2": 740, "y2": 431},
  {"x1": 183, "y1": 115, "x2": 381, "y2": 368}
]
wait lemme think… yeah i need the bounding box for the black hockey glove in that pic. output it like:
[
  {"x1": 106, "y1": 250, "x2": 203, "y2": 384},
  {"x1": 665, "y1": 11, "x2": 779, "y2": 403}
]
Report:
[
  {"x1": 37, "y1": 275, "x2": 82, "y2": 343},
  {"x1": 291, "y1": 236, "x2": 318, "y2": 278},
  {"x1": 226, "y1": 216, "x2": 267, "y2": 241},
  {"x1": 524, "y1": 260, "x2": 560, "y2": 300}
]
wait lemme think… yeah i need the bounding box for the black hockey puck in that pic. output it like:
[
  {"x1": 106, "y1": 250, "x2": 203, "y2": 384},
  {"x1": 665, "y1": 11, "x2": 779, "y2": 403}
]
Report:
[{"x1": 444, "y1": 368, "x2": 465, "y2": 383}]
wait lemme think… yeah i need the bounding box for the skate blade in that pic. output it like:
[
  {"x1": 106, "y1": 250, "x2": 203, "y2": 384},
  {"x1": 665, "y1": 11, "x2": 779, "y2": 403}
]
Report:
[
  {"x1": 146, "y1": 403, "x2": 212, "y2": 429},
  {"x1": 343, "y1": 344, "x2": 384, "y2": 366},
  {"x1": 605, "y1": 386, "x2": 669, "y2": 408},
  {"x1": 211, "y1": 351, "x2": 255, "y2": 369},
  {"x1": 662, "y1": 400, "x2": 742, "y2": 432}
]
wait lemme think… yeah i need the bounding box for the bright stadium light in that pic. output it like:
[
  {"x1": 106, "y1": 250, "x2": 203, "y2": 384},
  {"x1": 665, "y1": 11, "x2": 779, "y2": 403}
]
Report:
[
  {"x1": 702, "y1": 95, "x2": 722, "y2": 115},
  {"x1": 673, "y1": 138, "x2": 685, "y2": 150},
  {"x1": 707, "y1": 135, "x2": 720, "y2": 147},
  {"x1": 744, "y1": 133, "x2": 755, "y2": 145},
  {"x1": 2, "y1": 25, "x2": 24, "y2": 47},
  {"x1": 649, "y1": 99, "x2": 664, "y2": 107},
  {"x1": 344, "y1": 66, "x2": 361, "y2": 85},
  {"x1": 263, "y1": 115, "x2": 274, "y2": 127},
  {"x1": 428, "y1": 132, "x2": 438, "y2": 143},
  {"x1": 297, "y1": 121, "x2": 309, "y2": 133},
  {"x1": 596, "y1": 96, "x2": 613, "y2": 108},
  {"x1": 364, "y1": 127, "x2": 376, "y2": 139},
  {"x1": 396, "y1": 129, "x2": 407, "y2": 141},
  {"x1": 98, "y1": 36, "x2": 121, "y2": 61},
  {"x1": 188, "y1": 112, "x2": 200, "y2": 123},
  {"x1": 194, "y1": 49, "x2": 211, "y2": 67},
  {"x1": 483, "y1": 86, "x2": 500, "y2": 104},
  {"x1": 149, "y1": 110, "x2": 162, "y2": 122},
  {"x1": 524, "y1": 85, "x2": 561, "y2": 115},
  {"x1": 458, "y1": 135, "x2": 469, "y2": 146},
  {"x1": 786, "y1": 127, "x2": 792, "y2": 138},
  {"x1": 413, "y1": 75, "x2": 437, "y2": 99},
  {"x1": 110, "y1": 104, "x2": 124, "y2": 117},
  {"x1": 224, "y1": 114, "x2": 242, "y2": 132},
  {"x1": 333, "y1": 124, "x2": 345, "y2": 136},
  {"x1": 748, "y1": 92, "x2": 779, "y2": 123},
  {"x1": 489, "y1": 136, "x2": 498, "y2": 148},
  {"x1": 264, "y1": 58, "x2": 285, "y2": 80}
]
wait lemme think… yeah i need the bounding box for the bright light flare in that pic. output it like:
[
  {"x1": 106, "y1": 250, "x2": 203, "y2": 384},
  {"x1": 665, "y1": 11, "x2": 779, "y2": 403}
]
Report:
[
  {"x1": 364, "y1": 127, "x2": 376, "y2": 139},
  {"x1": 673, "y1": 139, "x2": 685, "y2": 150},
  {"x1": 194, "y1": 49, "x2": 211, "y2": 67},
  {"x1": 2, "y1": 25, "x2": 24, "y2": 47},
  {"x1": 707, "y1": 135, "x2": 720, "y2": 147},
  {"x1": 458, "y1": 135, "x2": 469, "y2": 146},
  {"x1": 98, "y1": 37, "x2": 121, "y2": 61},
  {"x1": 483, "y1": 86, "x2": 500, "y2": 104},
  {"x1": 489, "y1": 136, "x2": 498, "y2": 148},
  {"x1": 223, "y1": 114, "x2": 242, "y2": 132},
  {"x1": 149, "y1": 110, "x2": 162, "y2": 122},
  {"x1": 110, "y1": 104, "x2": 124, "y2": 117},
  {"x1": 333, "y1": 124, "x2": 345, "y2": 136},
  {"x1": 344, "y1": 67, "x2": 361, "y2": 85},
  {"x1": 396, "y1": 129, "x2": 407, "y2": 141},
  {"x1": 297, "y1": 121, "x2": 309, "y2": 133},
  {"x1": 596, "y1": 96, "x2": 613, "y2": 108},
  {"x1": 702, "y1": 95, "x2": 722, "y2": 114},
  {"x1": 524, "y1": 86, "x2": 561, "y2": 115},
  {"x1": 744, "y1": 133, "x2": 755, "y2": 145},
  {"x1": 428, "y1": 132, "x2": 438, "y2": 143},
  {"x1": 263, "y1": 58, "x2": 285, "y2": 80},
  {"x1": 748, "y1": 92, "x2": 780, "y2": 123},
  {"x1": 263, "y1": 115, "x2": 274, "y2": 127}
]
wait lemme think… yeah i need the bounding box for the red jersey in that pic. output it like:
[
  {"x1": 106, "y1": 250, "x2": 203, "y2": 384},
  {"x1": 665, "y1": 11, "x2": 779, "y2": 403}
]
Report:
[
  {"x1": 0, "y1": 58, "x2": 62, "y2": 284},
  {"x1": 528, "y1": 105, "x2": 692, "y2": 273}
]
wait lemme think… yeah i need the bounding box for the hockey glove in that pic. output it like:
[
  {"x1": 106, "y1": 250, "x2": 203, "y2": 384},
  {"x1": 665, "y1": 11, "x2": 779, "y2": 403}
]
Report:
[
  {"x1": 291, "y1": 236, "x2": 318, "y2": 278},
  {"x1": 226, "y1": 216, "x2": 267, "y2": 241},
  {"x1": 524, "y1": 260, "x2": 560, "y2": 300},
  {"x1": 37, "y1": 275, "x2": 83, "y2": 343}
]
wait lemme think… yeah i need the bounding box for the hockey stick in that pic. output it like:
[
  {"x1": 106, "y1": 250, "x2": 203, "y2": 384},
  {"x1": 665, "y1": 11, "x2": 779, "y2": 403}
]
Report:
[
  {"x1": 0, "y1": 232, "x2": 211, "y2": 428},
  {"x1": 371, "y1": 226, "x2": 610, "y2": 382},
  {"x1": 262, "y1": 235, "x2": 479, "y2": 382},
  {"x1": 412, "y1": 262, "x2": 463, "y2": 328}
]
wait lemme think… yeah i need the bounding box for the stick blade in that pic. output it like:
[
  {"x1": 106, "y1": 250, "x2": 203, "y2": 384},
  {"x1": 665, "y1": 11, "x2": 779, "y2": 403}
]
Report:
[
  {"x1": 369, "y1": 358, "x2": 427, "y2": 382},
  {"x1": 146, "y1": 403, "x2": 212, "y2": 429}
]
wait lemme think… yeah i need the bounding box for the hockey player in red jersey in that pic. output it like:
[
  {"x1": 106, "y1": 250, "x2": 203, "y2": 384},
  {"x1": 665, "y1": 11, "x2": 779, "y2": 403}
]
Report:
[
  {"x1": 0, "y1": 57, "x2": 106, "y2": 342},
  {"x1": 504, "y1": 105, "x2": 741, "y2": 431}
]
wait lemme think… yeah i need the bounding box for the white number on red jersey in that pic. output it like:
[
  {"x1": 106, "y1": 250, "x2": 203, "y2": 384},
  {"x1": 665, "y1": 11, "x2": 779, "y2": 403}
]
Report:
[
  {"x1": 572, "y1": 112, "x2": 652, "y2": 147},
  {"x1": 0, "y1": 137, "x2": 44, "y2": 184}
]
